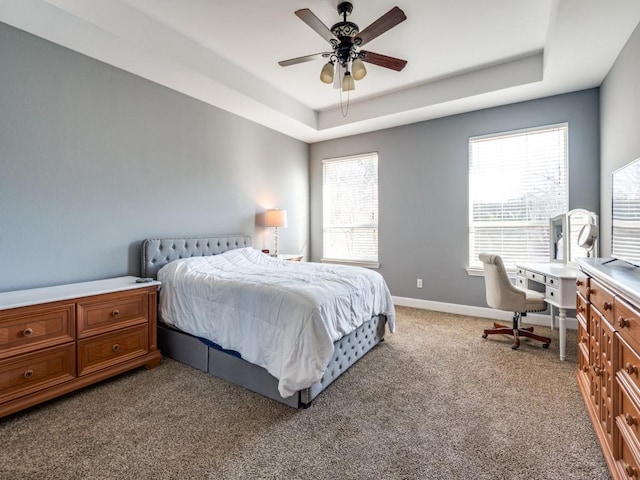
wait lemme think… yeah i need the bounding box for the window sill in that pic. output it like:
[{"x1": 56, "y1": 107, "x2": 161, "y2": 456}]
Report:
[
  {"x1": 321, "y1": 258, "x2": 380, "y2": 269},
  {"x1": 466, "y1": 267, "x2": 484, "y2": 276}
]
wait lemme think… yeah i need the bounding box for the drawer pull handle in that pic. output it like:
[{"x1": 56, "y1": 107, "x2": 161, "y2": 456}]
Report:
[
  {"x1": 578, "y1": 306, "x2": 586, "y2": 313},
  {"x1": 592, "y1": 364, "x2": 602, "y2": 376},
  {"x1": 625, "y1": 363, "x2": 638, "y2": 375},
  {"x1": 23, "y1": 328, "x2": 33, "y2": 337},
  {"x1": 576, "y1": 279, "x2": 584, "y2": 287},
  {"x1": 589, "y1": 288, "x2": 596, "y2": 295},
  {"x1": 581, "y1": 336, "x2": 588, "y2": 344},
  {"x1": 23, "y1": 369, "x2": 34, "y2": 379},
  {"x1": 625, "y1": 464, "x2": 638, "y2": 478},
  {"x1": 582, "y1": 365, "x2": 589, "y2": 372},
  {"x1": 602, "y1": 301, "x2": 612, "y2": 311},
  {"x1": 625, "y1": 414, "x2": 638, "y2": 426},
  {"x1": 112, "y1": 344, "x2": 120, "y2": 352},
  {"x1": 112, "y1": 310, "x2": 120, "y2": 318},
  {"x1": 619, "y1": 317, "x2": 631, "y2": 328}
]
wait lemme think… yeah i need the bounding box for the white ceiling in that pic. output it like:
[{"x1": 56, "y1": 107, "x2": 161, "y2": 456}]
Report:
[{"x1": 2, "y1": 0, "x2": 640, "y2": 143}]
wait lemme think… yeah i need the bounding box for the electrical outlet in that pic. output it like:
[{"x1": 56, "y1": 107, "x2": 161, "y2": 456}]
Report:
[{"x1": 417, "y1": 278, "x2": 423, "y2": 288}]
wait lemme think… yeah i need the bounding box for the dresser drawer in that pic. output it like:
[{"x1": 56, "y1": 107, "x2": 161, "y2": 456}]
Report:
[
  {"x1": 546, "y1": 275, "x2": 560, "y2": 288},
  {"x1": 0, "y1": 303, "x2": 75, "y2": 360},
  {"x1": 576, "y1": 293, "x2": 589, "y2": 327},
  {"x1": 590, "y1": 278, "x2": 615, "y2": 324},
  {"x1": 617, "y1": 298, "x2": 640, "y2": 354},
  {"x1": 618, "y1": 336, "x2": 640, "y2": 399},
  {"x1": 575, "y1": 271, "x2": 590, "y2": 300},
  {"x1": 0, "y1": 343, "x2": 75, "y2": 404},
  {"x1": 578, "y1": 320, "x2": 589, "y2": 359},
  {"x1": 617, "y1": 434, "x2": 640, "y2": 480},
  {"x1": 545, "y1": 285, "x2": 560, "y2": 304},
  {"x1": 77, "y1": 291, "x2": 148, "y2": 338},
  {"x1": 516, "y1": 275, "x2": 526, "y2": 289},
  {"x1": 77, "y1": 324, "x2": 148, "y2": 376},
  {"x1": 526, "y1": 270, "x2": 546, "y2": 284},
  {"x1": 619, "y1": 379, "x2": 640, "y2": 449}
]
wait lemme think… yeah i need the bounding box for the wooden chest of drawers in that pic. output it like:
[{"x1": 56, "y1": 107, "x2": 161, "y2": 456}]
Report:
[
  {"x1": 0, "y1": 277, "x2": 161, "y2": 417},
  {"x1": 577, "y1": 259, "x2": 640, "y2": 479}
]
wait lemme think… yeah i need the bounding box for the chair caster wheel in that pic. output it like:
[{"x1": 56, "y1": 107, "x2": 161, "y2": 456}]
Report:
[
  {"x1": 511, "y1": 344, "x2": 519, "y2": 350},
  {"x1": 482, "y1": 333, "x2": 488, "y2": 339},
  {"x1": 542, "y1": 343, "x2": 550, "y2": 349}
]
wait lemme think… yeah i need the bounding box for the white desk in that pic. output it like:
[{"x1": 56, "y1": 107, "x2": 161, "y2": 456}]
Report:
[{"x1": 515, "y1": 262, "x2": 578, "y2": 361}]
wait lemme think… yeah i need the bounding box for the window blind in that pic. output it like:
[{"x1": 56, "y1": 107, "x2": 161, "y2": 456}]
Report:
[
  {"x1": 468, "y1": 124, "x2": 568, "y2": 271},
  {"x1": 323, "y1": 153, "x2": 378, "y2": 263}
]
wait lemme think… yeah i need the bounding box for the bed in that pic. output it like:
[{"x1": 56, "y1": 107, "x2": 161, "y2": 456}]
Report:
[{"x1": 141, "y1": 235, "x2": 395, "y2": 408}]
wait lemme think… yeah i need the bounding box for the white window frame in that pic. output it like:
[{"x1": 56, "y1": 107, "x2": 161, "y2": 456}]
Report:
[
  {"x1": 468, "y1": 123, "x2": 569, "y2": 274},
  {"x1": 322, "y1": 152, "x2": 379, "y2": 268}
]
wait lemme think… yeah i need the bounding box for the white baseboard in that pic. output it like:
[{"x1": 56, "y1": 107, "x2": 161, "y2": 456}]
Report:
[{"x1": 392, "y1": 296, "x2": 578, "y2": 331}]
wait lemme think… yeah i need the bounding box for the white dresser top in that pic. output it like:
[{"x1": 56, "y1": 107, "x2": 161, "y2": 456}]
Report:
[
  {"x1": 0, "y1": 276, "x2": 161, "y2": 310},
  {"x1": 578, "y1": 258, "x2": 640, "y2": 305},
  {"x1": 516, "y1": 262, "x2": 579, "y2": 279}
]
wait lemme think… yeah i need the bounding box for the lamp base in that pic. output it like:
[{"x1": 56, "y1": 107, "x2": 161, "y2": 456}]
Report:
[{"x1": 273, "y1": 226, "x2": 279, "y2": 257}]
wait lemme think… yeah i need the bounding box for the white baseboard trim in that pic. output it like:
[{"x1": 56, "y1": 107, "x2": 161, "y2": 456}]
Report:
[{"x1": 392, "y1": 296, "x2": 578, "y2": 331}]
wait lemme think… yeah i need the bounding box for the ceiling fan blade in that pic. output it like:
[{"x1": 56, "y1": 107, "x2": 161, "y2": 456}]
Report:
[
  {"x1": 360, "y1": 51, "x2": 407, "y2": 71},
  {"x1": 278, "y1": 52, "x2": 331, "y2": 67},
  {"x1": 355, "y1": 7, "x2": 407, "y2": 47},
  {"x1": 295, "y1": 8, "x2": 337, "y2": 44}
]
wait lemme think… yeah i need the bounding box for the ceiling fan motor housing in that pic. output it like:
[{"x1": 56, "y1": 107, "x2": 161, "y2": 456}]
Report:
[
  {"x1": 331, "y1": 21, "x2": 359, "y2": 40},
  {"x1": 332, "y1": 2, "x2": 360, "y2": 67},
  {"x1": 337, "y1": 2, "x2": 354, "y2": 17}
]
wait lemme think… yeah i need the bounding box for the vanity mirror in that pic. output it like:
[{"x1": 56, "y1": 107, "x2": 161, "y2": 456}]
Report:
[{"x1": 550, "y1": 209, "x2": 599, "y2": 264}]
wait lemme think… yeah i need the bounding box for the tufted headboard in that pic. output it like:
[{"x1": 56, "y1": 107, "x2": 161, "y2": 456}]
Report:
[{"x1": 141, "y1": 235, "x2": 252, "y2": 279}]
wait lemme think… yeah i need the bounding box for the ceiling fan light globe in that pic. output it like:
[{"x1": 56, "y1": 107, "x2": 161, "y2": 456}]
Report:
[
  {"x1": 320, "y1": 61, "x2": 335, "y2": 84},
  {"x1": 342, "y1": 72, "x2": 355, "y2": 91},
  {"x1": 352, "y1": 58, "x2": 367, "y2": 80}
]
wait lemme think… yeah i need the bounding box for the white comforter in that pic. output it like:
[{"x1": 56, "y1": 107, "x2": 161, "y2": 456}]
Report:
[{"x1": 157, "y1": 248, "x2": 395, "y2": 398}]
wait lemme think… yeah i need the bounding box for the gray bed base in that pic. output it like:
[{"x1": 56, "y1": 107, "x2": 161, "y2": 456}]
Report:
[{"x1": 141, "y1": 235, "x2": 387, "y2": 408}]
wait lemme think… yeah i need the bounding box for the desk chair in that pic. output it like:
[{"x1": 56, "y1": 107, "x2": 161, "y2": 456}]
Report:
[{"x1": 479, "y1": 253, "x2": 551, "y2": 350}]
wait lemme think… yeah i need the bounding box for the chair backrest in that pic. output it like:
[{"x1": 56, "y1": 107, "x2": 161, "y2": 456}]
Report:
[{"x1": 479, "y1": 253, "x2": 525, "y2": 312}]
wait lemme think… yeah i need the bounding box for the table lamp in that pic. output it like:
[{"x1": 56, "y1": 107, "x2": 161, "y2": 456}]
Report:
[{"x1": 265, "y1": 209, "x2": 287, "y2": 256}]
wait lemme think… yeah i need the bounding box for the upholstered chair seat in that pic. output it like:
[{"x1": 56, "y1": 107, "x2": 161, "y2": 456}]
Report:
[{"x1": 479, "y1": 253, "x2": 551, "y2": 350}]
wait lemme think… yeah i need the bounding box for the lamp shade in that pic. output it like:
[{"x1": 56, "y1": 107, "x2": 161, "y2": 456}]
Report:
[
  {"x1": 342, "y1": 71, "x2": 355, "y2": 92},
  {"x1": 352, "y1": 58, "x2": 367, "y2": 80},
  {"x1": 266, "y1": 209, "x2": 288, "y2": 228},
  {"x1": 320, "y1": 61, "x2": 335, "y2": 84}
]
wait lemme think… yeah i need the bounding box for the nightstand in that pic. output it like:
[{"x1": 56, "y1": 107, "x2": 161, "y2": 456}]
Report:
[{"x1": 277, "y1": 254, "x2": 303, "y2": 262}]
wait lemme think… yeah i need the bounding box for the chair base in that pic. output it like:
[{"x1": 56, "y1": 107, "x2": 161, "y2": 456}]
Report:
[{"x1": 482, "y1": 313, "x2": 551, "y2": 350}]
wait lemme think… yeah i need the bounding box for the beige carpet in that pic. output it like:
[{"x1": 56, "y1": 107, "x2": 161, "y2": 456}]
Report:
[{"x1": 0, "y1": 307, "x2": 610, "y2": 480}]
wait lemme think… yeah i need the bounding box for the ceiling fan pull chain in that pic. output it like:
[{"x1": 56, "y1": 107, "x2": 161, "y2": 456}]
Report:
[{"x1": 340, "y1": 88, "x2": 350, "y2": 117}]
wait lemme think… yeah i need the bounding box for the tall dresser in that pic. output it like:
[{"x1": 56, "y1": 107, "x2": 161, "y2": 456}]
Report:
[
  {"x1": 576, "y1": 258, "x2": 640, "y2": 479},
  {"x1": 0, "y1": 276, "x2": 162, "y2": 417}
]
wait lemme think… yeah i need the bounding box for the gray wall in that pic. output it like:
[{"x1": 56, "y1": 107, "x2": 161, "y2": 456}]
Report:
[
  {"x1": 0, "y1": 22, "x2": 309, "y2": 292},
  {"x1": 310, "y1": 90, "x2": 600, "y2": 307},
  {"x1": 600, "y1": 22, "x2": 640, "y2": 255}
]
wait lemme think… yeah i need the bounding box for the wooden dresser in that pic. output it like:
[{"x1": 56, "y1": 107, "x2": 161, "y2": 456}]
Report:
[
  {"x1": 577, "y1": 258, "x2": 640, "y2": 479},
  {"x1": 0, "y1": 276, "x2": 162, "y2": 417}
]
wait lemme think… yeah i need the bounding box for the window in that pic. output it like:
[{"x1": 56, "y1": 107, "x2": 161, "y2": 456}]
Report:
[
  {"x1": 323, "y1": 152, "x2": 379, "y2": 266},
  {"x1": 468, "y1": 124, "x2": 568, "y2": 272}
]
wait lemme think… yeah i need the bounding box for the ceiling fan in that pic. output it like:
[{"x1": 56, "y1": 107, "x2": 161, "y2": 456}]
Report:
[{"x1": 278, "y1": 2, "x2": 408, "y2": 92}]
